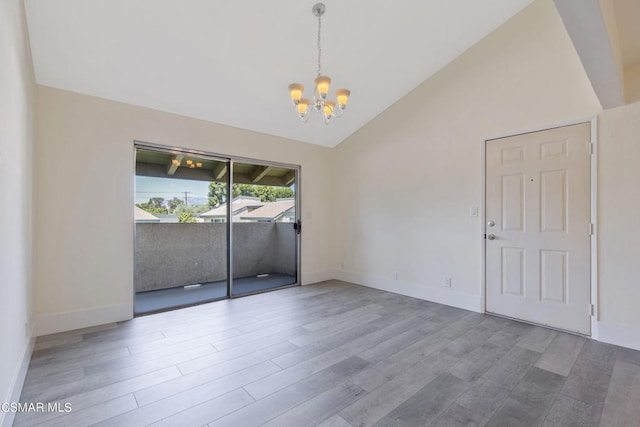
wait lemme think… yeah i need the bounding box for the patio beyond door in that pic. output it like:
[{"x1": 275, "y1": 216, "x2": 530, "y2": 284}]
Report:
[{"x1": 485, "y1": 123, "x2": 591, "y2": 334}]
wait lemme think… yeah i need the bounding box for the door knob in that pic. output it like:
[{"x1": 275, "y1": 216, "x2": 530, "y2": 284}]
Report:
[
  {"x1": 487, "y1": 234, "x2": 496, "y2": 240},
  {"x1": 487, "y1": 220, "x2": 495, "y2": 227}
]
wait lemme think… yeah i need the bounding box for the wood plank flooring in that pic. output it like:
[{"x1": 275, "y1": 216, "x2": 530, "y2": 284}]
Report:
[{"x1": 15, "y1": 280, "x2": 640, "y2": 426}]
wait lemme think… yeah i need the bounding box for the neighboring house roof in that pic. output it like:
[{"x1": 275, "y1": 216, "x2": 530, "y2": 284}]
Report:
[
  {"x1": 201, "y1": 196, "x2": 264, "y2": 218},
  {"x1": 240, "y1": 198, "x2": 295, "y2": 221},
  {"x1": 134, "y1": 206, "x2": 160, "y2": 222}
]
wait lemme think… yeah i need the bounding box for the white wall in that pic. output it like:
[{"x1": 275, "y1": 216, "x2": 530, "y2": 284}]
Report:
[
  {"x1": 0, "y1": 0, "x2": 35, "y2": 424},
  {"x1": 597, "y1": 101, "x2": 640, "y2": 349},
  {"x1": 34, "y1": 86, "x2": 334, "y2": 335},
  {"x1": 332, "y1": 0, "x2": 601, "y2": 310}
]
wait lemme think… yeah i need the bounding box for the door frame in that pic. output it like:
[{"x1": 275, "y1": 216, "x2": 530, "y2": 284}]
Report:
[
  {"x1": 133, "y1": 141, "x2": 302, "y2": 309},
  {"x1": 479, "y1": 117, "x2": 598, "y2": 338}
]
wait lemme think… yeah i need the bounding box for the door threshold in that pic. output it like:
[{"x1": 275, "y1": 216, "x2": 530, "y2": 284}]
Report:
[
  {"x1": 485, "y1": 311, "x2": 591, "y2": 338},
  {"x1": 231, "y1": 282, "x2": 300, "y2": 299},
  {"x1": 134, "y1": 295, "x2": 229, "y2": 317}
]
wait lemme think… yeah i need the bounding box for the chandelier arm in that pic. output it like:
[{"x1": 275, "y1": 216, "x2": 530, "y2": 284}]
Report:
[
  {"x1": 322, "y1": 111, "x2": 330, "y2": 126},
  {"x1": 312, "y1": 85, "x2": 323, "y2": 110}
]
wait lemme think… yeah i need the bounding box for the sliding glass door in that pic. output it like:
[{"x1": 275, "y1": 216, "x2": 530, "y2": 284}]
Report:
[
  {"x1": 230, "y1": 162, "x2": 299, "y2": 296},
  {"x1": 134, "y1": 147, "x2": 230, "y2": 314},
  {"x1": 134, "y1": 143, "x2": 300, "y2": 314}
]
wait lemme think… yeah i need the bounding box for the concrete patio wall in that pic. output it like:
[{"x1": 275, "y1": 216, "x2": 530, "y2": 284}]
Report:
[{"x1": 135, "y1": 222, "x2": 296, "y2": 292}]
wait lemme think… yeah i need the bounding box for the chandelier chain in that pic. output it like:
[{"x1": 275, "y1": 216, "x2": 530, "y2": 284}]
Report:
[{"x1": 316, "y1": 13, "x2": 322, "y2": 77}]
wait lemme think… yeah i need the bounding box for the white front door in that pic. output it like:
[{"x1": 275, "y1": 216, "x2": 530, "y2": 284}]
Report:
[{"x1": 485, "y1": 123, "x2": 591, "y2": 334}]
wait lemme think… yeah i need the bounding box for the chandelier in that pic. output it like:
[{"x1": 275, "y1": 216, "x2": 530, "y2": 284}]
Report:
[{"x1": 288, "y1": 3, "x2": 351, "y2": 125}]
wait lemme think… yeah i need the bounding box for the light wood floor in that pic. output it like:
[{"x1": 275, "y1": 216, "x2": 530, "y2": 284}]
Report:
[{"x1": 15, "y1": 281, "x2": 640, "y2": 426}]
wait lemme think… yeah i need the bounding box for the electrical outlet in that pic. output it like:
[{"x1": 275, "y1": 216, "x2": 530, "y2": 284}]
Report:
[
  {"x1": 394, "y1": 271, "x2": 398, "y2": 280},
  {"x1": 443, "y1": 277, "x2": 452, "y2": 288}
]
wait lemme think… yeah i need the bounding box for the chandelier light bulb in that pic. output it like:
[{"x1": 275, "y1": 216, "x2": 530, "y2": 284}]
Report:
[
  {"x1": 323, "y1": 101, "x2": 335, "y2": 118},
  {"x1": 335, "y1": 89, "x2": 350, "y2": 109},
  {"x1": 288, "y1": 83, "x2": 304, "y2": 105},
  {"x1": 297, "y1": 98, "x2": 310, "y2": 116},
  {"x1": 314, "y1": 76, "x2": 331, "y2": 99}
]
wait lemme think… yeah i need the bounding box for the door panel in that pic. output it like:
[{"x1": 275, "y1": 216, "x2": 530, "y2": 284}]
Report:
[
  {"x1": 486, "y1": 123, "x2": 591, "y2": 334},
  {"x1": 501, "y1": 247, "x2": 524, "y2": 296},
  {"x1": 133, "y1": 148, "x2": 230, "y2": 315},
  {"x1": 502, "y1": 174, "x2": 524, "y2": 231},
  {"x1": 540, "y1": 170, "x2": 566, "y2": 232},
  {"x1": 540, "y1": 250, "x2": 567, "y2": 303},
  {"x1": 231, "y1": 162, "x2": 299, "y2": 296}
]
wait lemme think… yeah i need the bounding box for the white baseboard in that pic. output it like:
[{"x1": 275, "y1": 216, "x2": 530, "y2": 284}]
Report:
[
  {"x1": 36, "y1": 303, "x2": 133, "y2": 337},
  {"x1": 595, "y1": 320, "x2": 640, "y2": 351},
  {"x1": 1, "y1": 336, "x2": 35, "y2": 427},
  {"x1": 301, "y1": 270, "x2": 335, "y2": 286},
  {"x1": 334, "y1": 270, "x2": 483, "y2": 313}
]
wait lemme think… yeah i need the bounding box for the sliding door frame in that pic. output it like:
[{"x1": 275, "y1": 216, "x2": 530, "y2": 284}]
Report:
[
  {"x1": 227, "y1": 160, "x2": 234, "y2": 297},
  {"x1": 134, "y1": 140, "x2": 302, "y2": 305}
]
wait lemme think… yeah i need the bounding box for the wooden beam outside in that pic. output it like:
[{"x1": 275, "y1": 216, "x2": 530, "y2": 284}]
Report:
[
  {"x1": 283, "y1": 170, "x2": 295, "y2": 186},
  {"x1": 233, "y1": 173, "x2": 284, "y2": 187},
  {"x1": 213, "y1": 163, "x2": 227, "y2": 180},
  {"x1": 166, "y1": 154, "x2": 184, "y2": 176},
  {"x1": 250, "y1": 166, "x2": 273, "y2": 183}
]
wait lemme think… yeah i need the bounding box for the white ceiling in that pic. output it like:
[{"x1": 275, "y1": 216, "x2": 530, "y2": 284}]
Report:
[{"x1": 24, "y1": 0, "x2": 533, "y2": 147}]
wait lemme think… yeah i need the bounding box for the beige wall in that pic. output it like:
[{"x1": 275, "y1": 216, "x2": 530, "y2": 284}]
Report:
[
  {"x1": 0, "y1": 0, "x2": 35, "y2": 422},
  {"x1": 599, "y1": 0, "x2": 625, "y2": 94},
  {"x1": 332, "y1": 0, "x2": 601, "y2": 309},
  {"x1": 34, "y1": 86, "x2": 333, "y2": 335},
  {"x1": 625, "y1": 63, "x2": 640, "y2": 104},
  {"x1": 333, "y1": 0, "x2": 640, "y2": 347},
  {"x1": 28, "y1": 0, "x2": 640, "y2": 350},
  {"x1": 598, "y1": 101, "x2": 640, "y2": 329}
]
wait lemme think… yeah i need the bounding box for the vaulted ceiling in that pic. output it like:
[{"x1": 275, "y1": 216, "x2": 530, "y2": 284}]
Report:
[
  {"x1": 24, "y1": 0, "x2": 535, "y2": 147},
  {"x1": 25, "y1": 0, "x2": 639, "y2": 147},
  {"x1": 553, "y1": 0, "x2": 640, "y2": 109}
]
